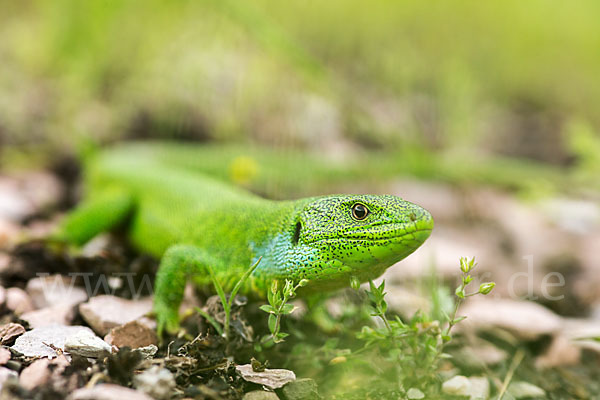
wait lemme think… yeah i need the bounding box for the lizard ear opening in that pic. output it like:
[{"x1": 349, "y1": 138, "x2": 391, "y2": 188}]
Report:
[{"x1": 292, "y1": 221, "x2": 302, "y2": 245}]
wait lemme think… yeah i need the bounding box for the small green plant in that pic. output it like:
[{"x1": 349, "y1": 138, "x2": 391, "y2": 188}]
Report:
[
  {"x1": 198, "y1": 257, "x2": 262, "y2": 342},
  {"x1": 257, "y1": 278, "x2": 308, "y2": 350},
  {"x1": 352, "y1": 256, "x2": 495, "y2": 397},
  {"x1": 444, "y1": 256, "x2": 495, "y2": 342}
]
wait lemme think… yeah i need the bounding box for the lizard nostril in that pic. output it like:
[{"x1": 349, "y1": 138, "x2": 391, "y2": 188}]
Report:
[{"x1": 409, "y1": 212, "x2": 417, "y2": 222}]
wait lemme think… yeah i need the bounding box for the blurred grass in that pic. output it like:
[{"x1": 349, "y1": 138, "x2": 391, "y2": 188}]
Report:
[{"x1": 1, "y1": 0, "x2": 600, "y2": 192}]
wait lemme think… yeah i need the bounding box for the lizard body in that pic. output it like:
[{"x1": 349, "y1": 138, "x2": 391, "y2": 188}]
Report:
[{"x1": 55, "y1": 142, "x2": 433, "y2": 334}]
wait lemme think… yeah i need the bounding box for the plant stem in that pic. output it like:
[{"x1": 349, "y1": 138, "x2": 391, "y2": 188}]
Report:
[{"x1": 498, "y1": 349, "x2": 525, "y2": 399}]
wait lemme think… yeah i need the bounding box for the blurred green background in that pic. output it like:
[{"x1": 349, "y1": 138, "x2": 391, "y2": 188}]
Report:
[{"x1": 1, "y1": 0, "x2": 600, "y2": 186}]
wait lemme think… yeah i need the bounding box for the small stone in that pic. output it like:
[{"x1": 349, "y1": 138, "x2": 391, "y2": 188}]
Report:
[
  {"x1": 0, "y1": 179, "x2": 30, "y2": 221},
  {"x1": 132, "y1": 344, "x2": 158, "y2": 360},
  {"x1": 64, "y1": 329, "x2": 112, "y2": 358},
  {"x1": 507, "y1": 381, "x2": 546, "y2": 399},
  {"x1": 79, "y1": 295, "x2": 153, "y2": 335},
  {"x1": 236, "y1": 364, "x2": 296, "y2": 390},
  {"x1": 0, "y1": 323, "x2": 26, "y2": 345},
  {"x1": 133, "y1": 366, "x2": 176, "y2": 400},
  {"x1": 459, "y1": 299, "x2": 562, "y2": 340},
  {"x1": 20, "y1": 303, "x2": 76, "y2": 328},
  {"x1": 26, "y1": 275, "x2": 88, "y2": 309},
  {"x1": 467, "y1": 377, "x2": 490, "y2": 400},
  {"x1": 104, "y1": 320, "x2": 158, "y2": 349},
  {"x1": 406, "y1": 388, "x2": 425, "y2": 399},
  {"x1": 0, "y1": 220, "x2": 20, "y2": 249},
  {"x1": 280, "y1": 378, "x2": 320, "y2": 400},
  {"x1": 442, "y1": 375, "x2": 471, "y2": 396},
  {"x1": 536, "y1": 334, "x2": 580, "y2": 368},
  {"x1": 0, "y1": 367, "x2": 18, "y2": 391},
  {"x1": 244, "y1": 391, "x2": 280, "y2": 400},
  {"x1": 68, "y1": 383, "x2": 154, "y2": 400},
  {"x1": 0, "y1": 348, "x2": 10, "y2": 365},
  {"x1": 19, "y1": 359, "x2": 51, "y2": 390},
  {"x1": 456, "y1": 341, "x2": 508, "y2": 368},
  {"x1": 5, "y1": 287, "x2": 34, "y2": 315},
  {"x1": 12, "y1": 325, "x2": 94, "y2": 358}
]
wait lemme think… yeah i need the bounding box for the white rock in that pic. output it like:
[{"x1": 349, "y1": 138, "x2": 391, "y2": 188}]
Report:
[
  {"x1": 64, "y1": 329, "x2": 112, "y2": 358},
  {"x1": 467, "y1": 376, "x2": 490, "y2": 400},
  {"x1": 442, "y1": 375, "x2": 471, "y2": 395},
  {"x1": 236, "y1": 364, "x2": 296, "y2": 390},
  {"x1": 133, "y1": 366, "x2": 176, "y2": 400},
  {"x1": 20, "y1": 303, "x2": 76, "y2": 328},
  {"x1": 406, "y1": 387, "x2": 425, "y2": 399},
  {"x1": 79, "y1": 295, "x2": 153, "y2": 335},
  {"x1": 5, "y1": 287, "x2": 34, "y2": 315},
  {"x1": 508, "y1": 381, "x2": 546, "y2": 399},
  {"x1": 459, "y1": 298, "x2": 562, "y2": 340},
  {"x1": 535, "y1": 334, "x2": 580, "y2": 368},
  {"x1": 0, "y1": 173, "x2": 62, "y2": 222},
  {"x1": 68, "y1": 383, "x2": 154, "y2": 400},
  {"x1": 0, "y1": 182, "x2": 32, "y2": 221},
  {"x1": 26, "y1": 275, "x2": 88, "y2": 309},
  {"x1": 12, "y1": 325, "x2": 94, "y2": 358}
]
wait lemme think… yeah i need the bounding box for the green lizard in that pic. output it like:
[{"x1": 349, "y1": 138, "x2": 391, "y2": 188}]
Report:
[{"x1": 53, "y1": 142, "x2": 433, "y2": 335}]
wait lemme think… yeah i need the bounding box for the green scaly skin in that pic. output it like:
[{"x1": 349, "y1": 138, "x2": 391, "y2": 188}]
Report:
[{"x1": 54, "y1": 142, "x2": 434, "y2": 335}]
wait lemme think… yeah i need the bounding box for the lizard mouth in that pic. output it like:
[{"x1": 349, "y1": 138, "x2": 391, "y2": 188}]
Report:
[{"x1": 310, "y1": 218, "x2": 434, "y2": 245}]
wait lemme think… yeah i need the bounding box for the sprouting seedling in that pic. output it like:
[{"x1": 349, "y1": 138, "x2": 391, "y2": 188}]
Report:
[
  {"x1": 258, "y1": 278, "x2": 308, "y2": 349},
  {"x1": 198, "y1": 257, "x2": 262, "y2": 342},
  {"x1": 443, "y1": 256, "x2": 495, "y2": 342}
]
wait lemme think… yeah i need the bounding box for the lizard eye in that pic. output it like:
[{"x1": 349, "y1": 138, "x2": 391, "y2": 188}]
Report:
[{"x1": 351, "y1": 203, "x2": 369, "y2": 220}]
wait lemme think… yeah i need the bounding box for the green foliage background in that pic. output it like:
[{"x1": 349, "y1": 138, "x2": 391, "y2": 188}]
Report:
[{"x1": 1, "y1": 0, "x2": 600, "y2": 168}]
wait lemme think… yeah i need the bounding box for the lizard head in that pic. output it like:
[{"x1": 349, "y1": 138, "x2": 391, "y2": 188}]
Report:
[{"x1": 287, "y1": 194, "x2": 433, "y2": 291}]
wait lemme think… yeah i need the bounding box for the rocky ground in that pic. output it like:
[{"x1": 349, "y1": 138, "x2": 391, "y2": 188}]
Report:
[{"x1": 0, "y1": 169, "x2": 599, "y2": 399}]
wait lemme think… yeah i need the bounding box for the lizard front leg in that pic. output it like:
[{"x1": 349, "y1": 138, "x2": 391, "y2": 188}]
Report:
[{"x1": 153, "y1": 244, "x2": 222, "y2": 338}]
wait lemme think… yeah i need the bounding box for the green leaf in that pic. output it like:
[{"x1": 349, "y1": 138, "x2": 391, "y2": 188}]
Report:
[
  {"x1": 281, "y1": 303, "x2": 296, "y2": 314},
  {"x1": 455, "y1": 286, "x2": 465, "y2": 299},
  {"x1": 267, "y1": 289, "x2": 275, "y2": 306},
  {"x1": 268, "y1": 313, "x2": 277, "y2": 333},
  {"x1": 230, "y1": 257, "x2": 262, "y2": 307},
  {"x1": 368, "y1": 280, "x2": 377, "y2": 295},
  {"x1": 452, "y1": 315, "x2": 467, "y2": 324},
  {"x1": 261, "y1": 336, "x2": 275, "y2": 349},
  {"x1": 259, "y1": 305, "x2": 276, "y2": 314},
  {"x1": 207, "y1": 265, "x2": 228, "y2": 313},
  {"x1": 195, "y1": 308, "x2": 223, "y2": 336}
]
